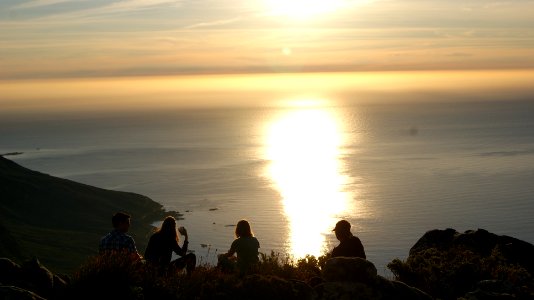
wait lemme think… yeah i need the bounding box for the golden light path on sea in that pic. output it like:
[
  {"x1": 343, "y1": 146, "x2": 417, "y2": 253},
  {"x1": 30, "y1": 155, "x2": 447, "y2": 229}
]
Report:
[{"x1": 265, "y1": 100, "x2": 354, "y2": 257}]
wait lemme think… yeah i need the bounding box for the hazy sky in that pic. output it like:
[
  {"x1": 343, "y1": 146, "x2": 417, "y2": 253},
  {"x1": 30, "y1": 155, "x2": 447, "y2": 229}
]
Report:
[{"x1": 1, "y1": 0, "x2": 534, "y2": 79}]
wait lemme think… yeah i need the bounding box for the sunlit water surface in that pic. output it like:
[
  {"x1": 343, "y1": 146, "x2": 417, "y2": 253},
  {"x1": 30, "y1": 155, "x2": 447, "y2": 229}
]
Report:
[{"x1": 2, "y1": 99, "x2": 534, "y2": 274}]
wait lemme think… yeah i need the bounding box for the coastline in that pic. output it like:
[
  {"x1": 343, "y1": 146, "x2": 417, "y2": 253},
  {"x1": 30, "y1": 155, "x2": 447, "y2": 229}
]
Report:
[{"x1": 0, "y1": 155, "x2": 181, "y2": 273}]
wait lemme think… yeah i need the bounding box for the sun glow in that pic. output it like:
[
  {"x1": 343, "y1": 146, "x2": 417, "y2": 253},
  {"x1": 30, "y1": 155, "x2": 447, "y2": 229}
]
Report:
[
  {"x1": 265, "y1": 0, "x2": 347, "y2": 20},
  {"x1": 265, "y1": 107, "x2": 352, "y2": 257}
]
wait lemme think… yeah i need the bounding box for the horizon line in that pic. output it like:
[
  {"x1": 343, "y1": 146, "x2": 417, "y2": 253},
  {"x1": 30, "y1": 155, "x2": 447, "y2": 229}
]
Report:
[{"x1": 3, "y1": 66, "x2": 534, "y2": 82}]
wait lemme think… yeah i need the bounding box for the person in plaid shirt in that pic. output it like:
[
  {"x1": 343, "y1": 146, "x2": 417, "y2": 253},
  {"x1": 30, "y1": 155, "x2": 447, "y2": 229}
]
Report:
[{"x1": 99, "y1": 212, "x2": 141, "y2": 259}]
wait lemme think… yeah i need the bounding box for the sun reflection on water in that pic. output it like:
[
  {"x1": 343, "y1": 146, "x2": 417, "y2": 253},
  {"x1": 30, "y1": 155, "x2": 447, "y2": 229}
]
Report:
[{"x1": 265, "y1": 106, "x2": 353, "y2": 257}]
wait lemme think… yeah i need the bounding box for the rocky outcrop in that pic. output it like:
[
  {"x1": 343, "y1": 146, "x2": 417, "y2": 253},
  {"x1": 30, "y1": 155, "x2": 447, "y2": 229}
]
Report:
[
  {"x1": 460, "y1": 280, "x2": 518, "y2": 300},
  {"x1": 0, "y1": 258, "x2": 67, "y2": 300},
  {"x1": 322, "y1": 257, "x2": 377, "y2": 284},
  {"x1": 410, "y1": 228, "x2": 534, "y2": 274},
  {"x1": 390, "y1": 228, "x2": 534, "y2": 300},
  {"x1": 0, "y1": 257, "x2": 22, "y2": 284},
  {"x1": 0, "y1": 286, "x2": 46, "y2": 300},
  {"x1": 236, "y1": 275, "x2": 316, "y2": 300},
  {"x1": 317, "y1": 257, "x2": 432, "y2": 300}
]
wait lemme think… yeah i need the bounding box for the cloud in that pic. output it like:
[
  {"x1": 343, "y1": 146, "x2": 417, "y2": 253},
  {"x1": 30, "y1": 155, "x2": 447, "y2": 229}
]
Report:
[
  {"x1": 184, "y1": 16, "x2": 247, "y2": 29},
  {"x1": 12, "y1": 0, "x2": 79, "y2": 10},
  {"x1": 7, "y1": 0, "x2": 184, "y2": 22}
]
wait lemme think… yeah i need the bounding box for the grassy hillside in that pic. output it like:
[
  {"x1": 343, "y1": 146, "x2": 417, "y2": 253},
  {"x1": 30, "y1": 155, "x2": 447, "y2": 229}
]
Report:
[{"x1": 0, "y1": 156, "x2": 172, "y2": 274}]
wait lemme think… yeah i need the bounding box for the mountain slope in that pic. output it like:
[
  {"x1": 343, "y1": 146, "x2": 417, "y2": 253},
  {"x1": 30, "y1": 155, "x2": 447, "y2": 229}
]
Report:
[{"x1": 0, "y1": 156, "x2": 170, "y2": 273}]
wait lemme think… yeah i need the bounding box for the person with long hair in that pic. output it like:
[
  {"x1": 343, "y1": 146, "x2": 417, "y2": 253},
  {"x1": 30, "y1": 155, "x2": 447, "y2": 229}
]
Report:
[
  {"x1": 144, "y1": 216, "x2": 196, "y2": 274},
  {"x1": 218, "y1": 219, "x2": 260, "y2": 274}
]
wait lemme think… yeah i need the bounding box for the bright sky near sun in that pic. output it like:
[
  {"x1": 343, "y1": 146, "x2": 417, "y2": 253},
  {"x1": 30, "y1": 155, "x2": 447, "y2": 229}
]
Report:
[{"x1": 1, "y1": 0, "x2": 534, "y2": 79}]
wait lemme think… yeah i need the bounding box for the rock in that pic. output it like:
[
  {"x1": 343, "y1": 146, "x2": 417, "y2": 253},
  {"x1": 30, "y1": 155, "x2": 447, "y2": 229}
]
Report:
[
  {"x1": 20, "y1": 258, "x2": 54, "y2": 297},
  {"x1": 409, "y1": 228, "x2": 457, "y2": 256},
  {"x1": 393, "y1": 229, "x2": 534, "y2": 299},
  {"x1": 0, "y1": 286, "x2": 47, "y2": 300},
  {"x1": 290, "y1": 279, "x2": 317, "y2": 300},
  {"x1": 476, "y1": 280, "x2": 515, "y2": 294},
  {"x1": 237, "y1": 274, "x2": 316, "y2": 300},
  {"x1": 315, "y1": 281, "x2": 376, "y2": 300},
  {"x1": 462, "y1": 289, "x2": 515, "y2": 300},
  {"x1": 323, "y1": 257, "x2": 377, "y2": 284},
  {"x1": 307, "y1": 276, "x2": 324, "y2": 287},
  {"x1": 319, "y1": 257, "x2": 431, "y2": 300},
  {"x1": 0, "y1": 258, "x2": 21, "y2": 285},
  {"x1": 461, "y1": 280, "x2": 519, "y2": 300},
  {"x1": 315, "y1": 279, "x2": 431, "y2": 300},
  {"x1": 374, "y1": 276, "x2": 432, "y2": 300},
  {"x1": 410, "y1": 229, "x2": 534, "y2": 274}
]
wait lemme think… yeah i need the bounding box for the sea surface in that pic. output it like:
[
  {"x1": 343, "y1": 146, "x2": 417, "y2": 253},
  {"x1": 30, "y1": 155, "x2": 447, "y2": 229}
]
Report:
[{"x1": 2, "y1": 96, "x2": 534, "y2": 274}]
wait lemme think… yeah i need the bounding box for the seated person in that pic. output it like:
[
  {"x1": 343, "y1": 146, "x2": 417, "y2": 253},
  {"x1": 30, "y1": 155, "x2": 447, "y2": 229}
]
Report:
[
  {"x1": 144, "y1": 216, "x2": 196, "y2": 274},
  {"x1": 218, "y1": 219, "x2": 260, "y2": 274},
  {"x1": 331, "y1": 219, "x2": 366, "y2": 259},
  {"x1": 99, "y1": 212, "x2": 141, "y2": 260}
]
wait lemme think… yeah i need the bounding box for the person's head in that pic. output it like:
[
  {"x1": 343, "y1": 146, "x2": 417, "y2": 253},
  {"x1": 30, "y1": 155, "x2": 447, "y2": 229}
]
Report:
[
  {"x1": 158, "y1": 216, "x2": 178, "y2": 241},
  {"x1": 333, "y1": 220, "x2": 352, "y2": 241},
  {"x1": 235, "y1": 219, "x2": 253, "y2": 238},
  {"x1": 112, "y1": 212, "x2": 131, "y2": 233}
]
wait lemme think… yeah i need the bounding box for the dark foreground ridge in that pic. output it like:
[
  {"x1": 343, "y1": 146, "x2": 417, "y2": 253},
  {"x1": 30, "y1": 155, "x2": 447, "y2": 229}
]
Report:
[
  {"x1": 1, "y1": 227, "x2": 533, "y2": 300},
  {"x1": 0, "y1": 156, "x2": 178, "y2": 273}
]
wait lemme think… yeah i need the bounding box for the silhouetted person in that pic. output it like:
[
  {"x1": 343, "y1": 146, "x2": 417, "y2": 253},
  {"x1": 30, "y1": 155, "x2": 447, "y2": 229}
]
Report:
[
  {"x1": 218, "y1": 219, "x2": 260, "y2": 274},
  {"x1": 99, "y1": 212, "x2": 142, "y2": 260},
  {"x1": 144, "y1": 216, "x2": 196, "y2": 274},
  {"x1": 331, "y1": 220, "x2": 366, "y2": 259}
]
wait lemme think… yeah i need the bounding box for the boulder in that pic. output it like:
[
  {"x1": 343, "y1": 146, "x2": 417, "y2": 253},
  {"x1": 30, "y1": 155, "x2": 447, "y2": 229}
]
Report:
[
  {"x1": 237, "y1": 274, "x2": 316, "y2": 300},
  {"x1": 461, "y1": 280, "x2": 520, "y2": 300},
  {"x1": 319, "y1": 258, "x2": 431, "y2": 300},
  {"x1": 315, "y1": 281, "x2": 377, "y2": 300},
  {"x1": 410, "y1": 229, "x2": 534, "y2": 274},
  {"x1": 20, "y1": 258, "x2": 54, "y2": 297},
  {"x1": 374, "y1": 276, "x2": 432, "y2": 300},
  {"x1": 0, "y1": 285, "x2": 47, "y2": 300},
  {"x1": 409, "y1": 228, "x2": 457, "y2": 256},
  {"x1": 323, "y1": 257, "x2": 377, "y2": 284},
  {"x1": 0, "y1": 258, "x2": 21, "y2": 285}
]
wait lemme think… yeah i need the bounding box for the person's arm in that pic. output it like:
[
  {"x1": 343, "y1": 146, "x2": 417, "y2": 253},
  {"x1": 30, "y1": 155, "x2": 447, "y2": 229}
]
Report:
[
  {"x1": 98, "y1": 237, "x2": 105, "y2": 254},
  {"x1": 357, "y1": 241, "x2": 366, "y2": 259},
  {"x1": 172, "y1": 230, "x2": 189, "y2": 256},
  {"x1": 127, "y1": 236, "x2": 142, "y2": 260},
  {"x1": 226, "y1": 239, "x2": 237, "y2": 257},
  {"x1": 331, "y1": 246, "x2": 339, "y2": 258},
  {"x1": 352, "y1": 237, "x2": 366, "y2": 259},
  {"x1": 144, "y1": 235, "x2": 154, "y2": 260}
]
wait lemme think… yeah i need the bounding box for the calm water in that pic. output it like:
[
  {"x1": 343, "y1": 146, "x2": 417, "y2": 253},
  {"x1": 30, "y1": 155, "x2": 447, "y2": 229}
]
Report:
[{"x1": 2, "y1": 100, "x2": 534, "y2": 274}]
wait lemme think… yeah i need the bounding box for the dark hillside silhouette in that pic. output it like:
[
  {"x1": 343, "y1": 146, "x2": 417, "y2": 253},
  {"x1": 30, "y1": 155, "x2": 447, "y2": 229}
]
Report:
[{"x1": 0, "y1": 156, "x2": 174, "y2": 273}]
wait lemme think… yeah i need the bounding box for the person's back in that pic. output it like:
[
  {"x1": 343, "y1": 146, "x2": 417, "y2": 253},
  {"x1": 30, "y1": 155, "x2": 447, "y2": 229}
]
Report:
[
  {"x1": 218, "y1": 219, "x2": 260, "y2": 274},
  {"x1": 331, "y1": 235, "x2": 366, "y2": 259},
  {"x1": 144, "y1": 216, "x2": 196, "y2": 274},
  {"x1": 230, "y1": 236, "x2": 260, "y2": 269},
  {"x1": 99, "y1": 229, "x2": 137, "y2": 254},
  {"x1": 145, "y1": 231, "x2": 175, "y2": 265},
  {"x1": 331, "y1": 220, "x2": 366, "y2": 259},
  {"x1": 99, "y1": 212, "x2": 140, "y2": 259}
]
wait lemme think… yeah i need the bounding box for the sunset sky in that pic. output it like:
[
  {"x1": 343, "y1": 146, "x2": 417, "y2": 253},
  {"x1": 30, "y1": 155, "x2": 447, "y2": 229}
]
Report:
[{"x1": 2, "y1": 0, "x2": 534, "y2": 79}]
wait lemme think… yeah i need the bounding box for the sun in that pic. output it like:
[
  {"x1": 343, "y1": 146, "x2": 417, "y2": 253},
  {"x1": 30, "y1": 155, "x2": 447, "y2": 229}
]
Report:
[{"x1": 265, "y1": 0, "x2": 347, "y2": 20}]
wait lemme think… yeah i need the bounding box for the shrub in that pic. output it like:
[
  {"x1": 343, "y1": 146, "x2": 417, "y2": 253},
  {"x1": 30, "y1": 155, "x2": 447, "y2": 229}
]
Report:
[
  {"x1": 62, "y1": 251, "x2": 330, "y2": 300},
  {"x1": 387, "y1": 246, "x2": 533, "y2": 300}
]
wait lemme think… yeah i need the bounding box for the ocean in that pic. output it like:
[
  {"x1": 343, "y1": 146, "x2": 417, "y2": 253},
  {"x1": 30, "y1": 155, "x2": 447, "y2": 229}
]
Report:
[{"x1": 2, "y1": 76, "x2": 534, "y2": 274}]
